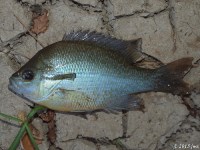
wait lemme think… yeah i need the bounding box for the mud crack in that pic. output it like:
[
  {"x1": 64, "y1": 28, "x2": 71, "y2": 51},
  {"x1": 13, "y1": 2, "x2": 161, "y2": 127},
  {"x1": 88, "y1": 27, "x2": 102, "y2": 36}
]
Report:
[
  {"x1": 67, "y1": 0, "x2": 102, "y2": 13},
  {"x1": 61, "y1": 135, "x2": 130, "y2": 150},
  {"x1": 167, "y1": 0, "x2": 177, "y2": 52}
]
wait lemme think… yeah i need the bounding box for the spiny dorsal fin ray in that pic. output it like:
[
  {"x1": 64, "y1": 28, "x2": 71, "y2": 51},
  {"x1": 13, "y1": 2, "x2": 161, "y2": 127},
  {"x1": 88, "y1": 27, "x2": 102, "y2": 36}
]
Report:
[{"x1": 63, "y1": 30, "x2": 143, "y2": 63}]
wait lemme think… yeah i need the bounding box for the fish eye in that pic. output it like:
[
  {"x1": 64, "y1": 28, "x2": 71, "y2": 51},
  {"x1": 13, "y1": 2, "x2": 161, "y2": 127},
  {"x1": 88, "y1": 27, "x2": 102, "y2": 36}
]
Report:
[{"x1": 22, "y1": 70, "x2": 34, "y2": 81}]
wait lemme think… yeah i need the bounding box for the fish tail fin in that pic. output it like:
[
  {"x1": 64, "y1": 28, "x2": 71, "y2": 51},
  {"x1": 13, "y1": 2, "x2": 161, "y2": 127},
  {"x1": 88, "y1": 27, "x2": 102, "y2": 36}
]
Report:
[{"x1": 154, "y1": 57, "x2": 193, "y2": 95}]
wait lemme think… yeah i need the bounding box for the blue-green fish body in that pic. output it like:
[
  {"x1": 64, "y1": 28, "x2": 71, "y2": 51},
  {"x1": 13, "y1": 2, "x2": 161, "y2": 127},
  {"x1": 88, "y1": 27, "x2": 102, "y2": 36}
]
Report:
[{"x1": 8, "y1": 31, "x2": 193, "y2": 112}]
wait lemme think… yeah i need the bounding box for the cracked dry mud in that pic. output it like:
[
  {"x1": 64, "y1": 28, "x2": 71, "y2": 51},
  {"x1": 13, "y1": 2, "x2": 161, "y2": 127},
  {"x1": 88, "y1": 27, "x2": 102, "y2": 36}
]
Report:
[{"x1": 0, "y1": 0, "x2": 200, "y2": 150}]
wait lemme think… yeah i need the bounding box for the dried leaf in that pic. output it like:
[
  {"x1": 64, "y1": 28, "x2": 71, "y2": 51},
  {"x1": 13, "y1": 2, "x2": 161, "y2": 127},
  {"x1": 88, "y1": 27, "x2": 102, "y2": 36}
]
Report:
[
  {"x1": 39, "y1": 110, "x2": 56, "y2": 144},
  {"x1": 21, "y1": 124, "x2": 43, "y2": 150},
  {"x1": 48, "y1": 118, "x2": 56, "y2": 144},
  {"x1": 137, "y1": 60, "x2": 161, "y2": 69},
  {"x1": 39, "y1": 110, "x2": 54, "y2": 122},
  {"x1": 30, "y1": 9, "x2": 49, "y2": 34}
]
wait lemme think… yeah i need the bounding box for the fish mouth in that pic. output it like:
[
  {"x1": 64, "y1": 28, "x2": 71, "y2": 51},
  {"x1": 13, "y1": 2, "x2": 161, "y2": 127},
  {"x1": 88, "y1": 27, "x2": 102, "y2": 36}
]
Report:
[
  {"x1": 8, "y1": 78, "x2": 31, "y2": 101},
  {"x1": 8, "y1": 78, "x2": 17, "y2": 93},
  {"x1": 8, "y1": 84, "x2": 25, "y2": 99}
]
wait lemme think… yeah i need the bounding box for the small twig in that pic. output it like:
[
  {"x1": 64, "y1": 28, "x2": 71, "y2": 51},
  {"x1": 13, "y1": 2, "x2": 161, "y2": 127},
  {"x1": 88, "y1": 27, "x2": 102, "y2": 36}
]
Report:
[{"x1": 13, "y1": 13, "x2": 45, "y2": 48}]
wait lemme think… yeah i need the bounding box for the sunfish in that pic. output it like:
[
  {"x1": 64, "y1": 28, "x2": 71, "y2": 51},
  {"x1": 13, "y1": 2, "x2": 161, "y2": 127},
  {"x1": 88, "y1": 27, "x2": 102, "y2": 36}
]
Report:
[{"x1": 8, "y1": 31, "x2": 193, "y2": 112}]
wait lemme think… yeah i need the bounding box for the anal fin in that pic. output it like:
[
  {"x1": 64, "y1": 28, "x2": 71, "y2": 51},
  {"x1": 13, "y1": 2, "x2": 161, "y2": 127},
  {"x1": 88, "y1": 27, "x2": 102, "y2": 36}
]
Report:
[{"x1": 105, "y1": 95, "x2": 144, "y2": 111}]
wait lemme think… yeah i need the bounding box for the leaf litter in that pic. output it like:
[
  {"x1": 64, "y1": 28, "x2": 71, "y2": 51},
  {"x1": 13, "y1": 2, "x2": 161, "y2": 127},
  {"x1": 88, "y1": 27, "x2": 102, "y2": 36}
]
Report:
[
  {"x1": 39, "y1": 110, "x2": 57, "y2": 145},
  {"x1": 30, "y1": 9, "x2": 49, "y2": 35}
]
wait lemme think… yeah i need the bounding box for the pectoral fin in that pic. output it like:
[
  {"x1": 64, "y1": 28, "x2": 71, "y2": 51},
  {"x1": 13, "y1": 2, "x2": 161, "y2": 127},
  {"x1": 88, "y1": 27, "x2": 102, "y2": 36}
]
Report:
[{"x1": 45, "y1": 73, "x2": 76, "y2": 80}]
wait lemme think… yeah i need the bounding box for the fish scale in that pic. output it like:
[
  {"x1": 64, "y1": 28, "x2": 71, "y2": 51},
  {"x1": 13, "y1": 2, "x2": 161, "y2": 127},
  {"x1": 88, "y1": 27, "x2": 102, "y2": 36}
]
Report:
[{"x1": 46, "y1": 42, "x2": 154, "y2": 103}]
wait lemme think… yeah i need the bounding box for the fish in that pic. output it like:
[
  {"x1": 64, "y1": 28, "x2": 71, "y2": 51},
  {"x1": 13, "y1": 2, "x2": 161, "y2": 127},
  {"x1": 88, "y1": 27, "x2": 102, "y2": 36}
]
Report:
[{"x1": 8, "y1": 31, "x2": 193, "y2": 112}]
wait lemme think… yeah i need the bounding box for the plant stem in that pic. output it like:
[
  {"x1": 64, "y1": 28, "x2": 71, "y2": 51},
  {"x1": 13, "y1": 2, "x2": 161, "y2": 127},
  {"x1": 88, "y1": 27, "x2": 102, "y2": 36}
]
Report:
[
  {"x1": 8, "y1": 122, "x2": 26, "y2": 150},
  {"x1": 0, "y1": 112, "x2": 22, "y2": 123},
  {"x1": 25, "y1": 124, "x2": 40, "y2": 150},
  {"x1": 8, "y1": 105, "x2": 46, "y2": 150},
  {"x1": 27, "y1": 105, "x2": 46, "y2": 120}
]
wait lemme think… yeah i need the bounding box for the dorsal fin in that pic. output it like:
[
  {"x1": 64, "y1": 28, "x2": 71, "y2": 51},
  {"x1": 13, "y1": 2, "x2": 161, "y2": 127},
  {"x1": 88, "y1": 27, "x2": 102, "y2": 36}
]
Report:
[{"x1": 63, "y1": 30, "x2": 143, "y2": 63}]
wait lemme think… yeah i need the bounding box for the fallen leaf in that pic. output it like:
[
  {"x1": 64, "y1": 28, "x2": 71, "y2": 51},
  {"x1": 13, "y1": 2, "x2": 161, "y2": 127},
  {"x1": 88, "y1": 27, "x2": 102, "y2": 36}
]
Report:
[
  {"x1": 30, "y1": 9, "x2": 49, "y2": 34},
  {"x1": 39, "y1": 110, "x2": 54, "y2": 123},
  {"x1": 39, "y1": 110, "x2": 56, "y2": 144}
]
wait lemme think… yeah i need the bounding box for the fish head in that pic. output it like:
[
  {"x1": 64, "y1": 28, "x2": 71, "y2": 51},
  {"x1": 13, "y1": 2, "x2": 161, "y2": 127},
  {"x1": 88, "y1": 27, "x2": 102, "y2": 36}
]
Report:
[
  {"x1": 8, "y1": 65, "x2": 44, "y2": 101},
  {"x1": 8, "y1": 60, "x2": 59, "y2": 104}
]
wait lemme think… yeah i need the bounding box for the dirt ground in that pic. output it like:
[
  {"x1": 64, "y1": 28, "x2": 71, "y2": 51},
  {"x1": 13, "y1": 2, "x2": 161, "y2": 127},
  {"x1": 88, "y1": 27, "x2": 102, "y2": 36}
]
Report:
[{"x1": 0, "y1": 0, "x2": 200, "y2": 150}]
